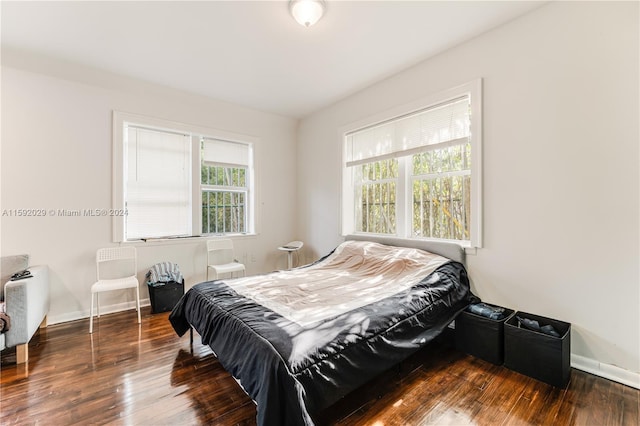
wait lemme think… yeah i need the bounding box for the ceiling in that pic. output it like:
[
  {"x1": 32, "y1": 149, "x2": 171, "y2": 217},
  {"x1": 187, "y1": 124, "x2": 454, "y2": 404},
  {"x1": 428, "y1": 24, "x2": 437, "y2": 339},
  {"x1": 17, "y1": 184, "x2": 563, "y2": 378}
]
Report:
[{"x1": 1, "y1": 1, "x2": 545, "y2": 118}]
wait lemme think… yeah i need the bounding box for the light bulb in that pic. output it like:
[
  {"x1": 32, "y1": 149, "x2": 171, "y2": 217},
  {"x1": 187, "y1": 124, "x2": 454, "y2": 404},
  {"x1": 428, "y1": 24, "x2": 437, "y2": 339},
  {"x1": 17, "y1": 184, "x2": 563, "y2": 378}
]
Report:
[{"x1": 290, "y1": 0, "x2": 325, "y2": 27}]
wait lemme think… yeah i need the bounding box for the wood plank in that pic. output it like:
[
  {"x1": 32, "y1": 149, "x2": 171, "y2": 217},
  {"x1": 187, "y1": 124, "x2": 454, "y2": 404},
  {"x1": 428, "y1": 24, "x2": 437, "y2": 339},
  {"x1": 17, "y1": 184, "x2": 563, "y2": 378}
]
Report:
[{"x1": 1, "y1": 308, "x2": 638, "y2": 425}]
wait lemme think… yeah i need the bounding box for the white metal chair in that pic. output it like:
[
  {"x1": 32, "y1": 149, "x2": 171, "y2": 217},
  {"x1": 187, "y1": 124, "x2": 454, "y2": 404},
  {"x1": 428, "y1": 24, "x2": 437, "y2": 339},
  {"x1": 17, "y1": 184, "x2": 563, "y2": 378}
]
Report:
[
  {"x1": 278, "y1": 240, "x2": 304, "y2": 269},
  {"x1": 207, "y1": 239, "x2": 245, "y2": 281},
  {"x1": 90, "y1": 246, "x2": 141, "y2": 333}
]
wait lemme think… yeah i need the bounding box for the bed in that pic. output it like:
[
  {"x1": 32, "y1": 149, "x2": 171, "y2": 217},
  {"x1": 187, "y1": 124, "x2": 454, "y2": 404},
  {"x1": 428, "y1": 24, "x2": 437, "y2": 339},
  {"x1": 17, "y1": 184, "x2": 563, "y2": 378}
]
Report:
[{"x1": 169, "y1": 236, "x2": 475, "y2": 425}]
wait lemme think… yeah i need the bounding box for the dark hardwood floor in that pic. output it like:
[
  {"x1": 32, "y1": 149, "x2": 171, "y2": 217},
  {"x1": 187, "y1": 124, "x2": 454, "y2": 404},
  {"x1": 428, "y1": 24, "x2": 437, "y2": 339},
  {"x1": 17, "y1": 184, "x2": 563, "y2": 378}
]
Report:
[{"x1": 1, "y1": 307, "x2": 638, "y2": 425}]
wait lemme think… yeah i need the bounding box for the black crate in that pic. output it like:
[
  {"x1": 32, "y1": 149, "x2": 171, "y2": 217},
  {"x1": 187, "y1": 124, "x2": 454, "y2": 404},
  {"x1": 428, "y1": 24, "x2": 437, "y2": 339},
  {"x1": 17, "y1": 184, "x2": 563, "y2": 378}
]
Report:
[
  {"x1": 504, "y1": 312, "x2": 571, "y2": 388},
  {"x1": 148, "y1": 280, "x2": 184, "y2": 313},
  {"x1": 454, "y1": 304, "x2": 515, "y2": 365}
]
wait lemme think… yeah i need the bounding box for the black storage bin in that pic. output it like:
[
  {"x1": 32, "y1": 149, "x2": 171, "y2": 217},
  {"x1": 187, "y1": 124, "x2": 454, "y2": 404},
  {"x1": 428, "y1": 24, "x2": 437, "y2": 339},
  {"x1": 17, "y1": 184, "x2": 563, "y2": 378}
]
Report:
[
  {"x1": 148, "y1": 280, "x2": 184, "y2": 313},
  {"x1": 504, "y1": 312, "x2": 571, "y2": 388},
  {"x1": 454, "y1": 303, "x2": 515, "y2": 365}
]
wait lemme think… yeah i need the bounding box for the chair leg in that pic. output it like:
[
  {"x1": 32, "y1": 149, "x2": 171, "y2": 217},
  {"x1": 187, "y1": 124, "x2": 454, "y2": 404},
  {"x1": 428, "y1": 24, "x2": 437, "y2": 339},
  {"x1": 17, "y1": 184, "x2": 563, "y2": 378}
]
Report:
[
  {"x1": 96, "y1": 293, "x2": 100, "y2": 318},
  {"x1": 135, "y1": 285, "x2": 141, "y2": 324},
  {"x1": 89, "y1": 293, "x2": 94, "y2": 334}
]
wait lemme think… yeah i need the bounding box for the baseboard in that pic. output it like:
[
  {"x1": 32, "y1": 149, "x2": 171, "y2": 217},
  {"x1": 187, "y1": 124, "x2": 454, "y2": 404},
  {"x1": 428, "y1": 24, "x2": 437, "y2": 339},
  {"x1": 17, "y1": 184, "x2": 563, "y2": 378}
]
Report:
[
  {"x1": 47, "y1": 298, "x2": 151, "y2": 326},
  {"x1": 571, "y1": 354, "x2": 640, "y2": 389}
]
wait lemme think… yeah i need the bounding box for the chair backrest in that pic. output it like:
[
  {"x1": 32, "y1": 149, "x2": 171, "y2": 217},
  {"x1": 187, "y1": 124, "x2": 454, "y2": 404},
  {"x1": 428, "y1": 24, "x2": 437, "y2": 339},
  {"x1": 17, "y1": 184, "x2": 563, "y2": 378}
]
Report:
[
  {"x1": 284, "y1": 241, "x2": 304, "y2": 250},
  {"x1": 207, "y1": 239, "x2": 235, "y2": 265},
  {"x1": 96, "y1": 246, "x2": 137, "y2": 280}
]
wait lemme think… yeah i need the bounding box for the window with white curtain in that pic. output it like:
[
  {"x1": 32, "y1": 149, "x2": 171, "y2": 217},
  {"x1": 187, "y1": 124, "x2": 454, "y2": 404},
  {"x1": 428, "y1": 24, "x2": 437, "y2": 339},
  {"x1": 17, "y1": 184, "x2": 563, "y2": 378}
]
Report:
[
  {"x1": 201, "y1": 138, "x2": 250, "y2": 235},
  {"x1": 342, "y1": 80, "x2": 482, "y2": 247},
  {"x1": 125, "y1": 126, "x2": 192, "y2": 240},
  {"x1": 113, "y1": 112, "x2": 255, "y2": 242}
]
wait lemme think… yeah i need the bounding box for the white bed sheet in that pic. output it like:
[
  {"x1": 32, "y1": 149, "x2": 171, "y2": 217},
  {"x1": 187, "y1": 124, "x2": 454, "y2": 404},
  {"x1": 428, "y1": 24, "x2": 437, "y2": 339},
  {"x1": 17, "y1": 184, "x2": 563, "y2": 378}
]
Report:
[{"x1": 228, "y1": 240, "x2": 449, "y2": 327}]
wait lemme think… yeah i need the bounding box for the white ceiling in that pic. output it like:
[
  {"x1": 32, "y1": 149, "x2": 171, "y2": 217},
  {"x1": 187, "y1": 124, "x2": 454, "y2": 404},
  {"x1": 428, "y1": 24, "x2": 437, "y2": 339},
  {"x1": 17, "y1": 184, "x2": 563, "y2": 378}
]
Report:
[{"x1": 1, "y1": 1, "x2": 545, "y2": 118}]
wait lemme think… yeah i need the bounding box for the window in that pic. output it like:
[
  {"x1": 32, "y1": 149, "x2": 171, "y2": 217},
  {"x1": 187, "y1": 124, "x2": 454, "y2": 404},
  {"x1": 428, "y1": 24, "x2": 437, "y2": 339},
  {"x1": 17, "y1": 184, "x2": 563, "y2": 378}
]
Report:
[
  {"x1": 201, "y1": 138, "x2": 249, "y2": 235},
  {"x1": 342, "y1": 80, "x2": 482, "y2": 247},
  {"x1": 125, "y1": 126, "x2": 192, "y2": 240},
  {"x1": 411, "y1": 143, "x2": 471, "y2": 241},
  {"x1": 113, "y1": 112, "x2": 255, "y2": 242},
  {"x1": 354, "y1": 159, "x2": 398, "y2": 234}
]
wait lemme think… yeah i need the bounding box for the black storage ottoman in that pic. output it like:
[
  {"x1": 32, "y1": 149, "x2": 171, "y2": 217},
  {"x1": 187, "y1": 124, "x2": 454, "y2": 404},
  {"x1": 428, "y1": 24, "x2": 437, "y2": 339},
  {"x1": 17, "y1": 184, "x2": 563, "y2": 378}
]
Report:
[
  {"x1": 148, "y1": 280, "x2": 184, "y2": 313},
  {"x1": 454, "y1": 304, "x2": 514, "y2": 365},
  {"x1": 504, "y1": 312, "x2": 571, "y2": 388}
]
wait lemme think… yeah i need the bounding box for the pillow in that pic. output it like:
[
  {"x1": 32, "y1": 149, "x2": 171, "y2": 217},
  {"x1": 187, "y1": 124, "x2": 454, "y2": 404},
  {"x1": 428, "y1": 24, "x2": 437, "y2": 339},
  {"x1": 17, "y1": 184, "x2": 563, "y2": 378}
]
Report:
[{"x1": 0, "y1": 254, "x2": 29, "y2": 301}]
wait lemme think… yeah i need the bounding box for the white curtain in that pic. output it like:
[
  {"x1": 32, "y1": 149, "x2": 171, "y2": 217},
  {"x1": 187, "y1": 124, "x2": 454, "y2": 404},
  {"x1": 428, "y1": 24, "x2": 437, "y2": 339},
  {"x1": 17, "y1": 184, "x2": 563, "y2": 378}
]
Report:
[
  {"x1": 346, "y1": 96, "x2": 470, "y2": 167},
  {"x1": 202, "y1": 138, "x2": 250, "y2": 168}
]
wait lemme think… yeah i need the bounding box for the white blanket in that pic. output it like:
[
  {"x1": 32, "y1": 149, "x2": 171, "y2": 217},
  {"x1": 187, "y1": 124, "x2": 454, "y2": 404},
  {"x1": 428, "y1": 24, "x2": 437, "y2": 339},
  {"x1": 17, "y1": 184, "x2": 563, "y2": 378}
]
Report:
[{"x1": 228, "y1": 240, "x2": 450, "y2": 327}]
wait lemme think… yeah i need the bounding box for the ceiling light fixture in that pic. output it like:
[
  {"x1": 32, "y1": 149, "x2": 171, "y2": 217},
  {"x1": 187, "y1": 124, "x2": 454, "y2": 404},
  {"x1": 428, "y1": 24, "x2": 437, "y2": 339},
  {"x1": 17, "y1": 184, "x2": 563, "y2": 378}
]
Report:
[{"x1": 289, "y1": 0, "x2": 325, "y2": 27}]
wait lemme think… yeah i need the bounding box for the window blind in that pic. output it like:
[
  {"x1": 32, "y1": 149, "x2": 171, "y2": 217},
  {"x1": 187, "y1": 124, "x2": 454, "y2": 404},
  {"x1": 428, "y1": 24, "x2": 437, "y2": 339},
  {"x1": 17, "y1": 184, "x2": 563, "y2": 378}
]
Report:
[
  {"x1": 202, "y1": 138, "x2": 250, "y2": 168},
  {"x1": 345, "y1": 96, "x2": 470, "y2": 167},
  {"x1": 125, "y1": 126, "x2": 191, "y2": 240}
]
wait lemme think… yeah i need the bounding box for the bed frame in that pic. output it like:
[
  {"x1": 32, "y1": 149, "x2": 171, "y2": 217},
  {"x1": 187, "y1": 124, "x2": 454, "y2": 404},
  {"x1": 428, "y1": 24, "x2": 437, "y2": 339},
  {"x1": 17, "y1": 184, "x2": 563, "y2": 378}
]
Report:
[{"x1": 345, "y1": 234, "x2": 466, "y2": 265}]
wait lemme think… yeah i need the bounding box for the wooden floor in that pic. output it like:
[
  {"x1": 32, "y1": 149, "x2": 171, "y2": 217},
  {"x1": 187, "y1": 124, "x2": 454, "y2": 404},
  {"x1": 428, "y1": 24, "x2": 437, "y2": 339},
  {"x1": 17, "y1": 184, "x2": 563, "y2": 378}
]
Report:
[{"x1": 1, "y1": 308, "x2": 638, "y2": 425}]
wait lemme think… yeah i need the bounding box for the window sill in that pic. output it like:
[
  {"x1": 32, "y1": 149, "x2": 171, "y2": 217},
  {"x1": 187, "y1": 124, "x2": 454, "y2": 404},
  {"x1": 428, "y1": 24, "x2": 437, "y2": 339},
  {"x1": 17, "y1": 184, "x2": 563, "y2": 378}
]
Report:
[{"x1": 120, "y1": 233, "x2": 258, "y2": 247}]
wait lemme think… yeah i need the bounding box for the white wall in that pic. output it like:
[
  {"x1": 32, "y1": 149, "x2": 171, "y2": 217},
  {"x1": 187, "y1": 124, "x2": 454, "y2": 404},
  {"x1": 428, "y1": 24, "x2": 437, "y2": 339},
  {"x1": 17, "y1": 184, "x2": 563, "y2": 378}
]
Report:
[
  {"x1": 1, "y1": 60, "x2": 299, "y2": 324},
  {"x1": 298, "y1": 1, "x2": 639, "y2": 379}
]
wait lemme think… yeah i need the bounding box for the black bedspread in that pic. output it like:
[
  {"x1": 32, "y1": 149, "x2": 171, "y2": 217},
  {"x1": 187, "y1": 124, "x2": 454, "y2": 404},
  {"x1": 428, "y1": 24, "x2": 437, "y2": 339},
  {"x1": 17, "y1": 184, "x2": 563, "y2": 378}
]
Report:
[{"x1": 169, "y1": 261, "x2": 473, "y2": 425}]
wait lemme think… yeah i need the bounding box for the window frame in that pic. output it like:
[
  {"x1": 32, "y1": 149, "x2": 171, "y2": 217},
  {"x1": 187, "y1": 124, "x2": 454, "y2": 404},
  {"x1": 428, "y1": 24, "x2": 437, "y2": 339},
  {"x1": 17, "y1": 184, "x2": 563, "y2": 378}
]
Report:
[
  {"x1": 341, "y1": 80, "x2": 483, "y2": 248},
  {"x1": 113, "y1": 111, "x2": 257, "y2": 243},
  {"x1": 200, "y1": 163, "x2": 249, "y2": 235},
  {"x1": 353, "y1": 158, "x2": 399, "y2": 235}
]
